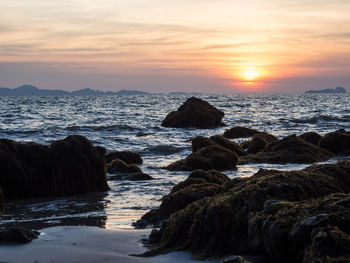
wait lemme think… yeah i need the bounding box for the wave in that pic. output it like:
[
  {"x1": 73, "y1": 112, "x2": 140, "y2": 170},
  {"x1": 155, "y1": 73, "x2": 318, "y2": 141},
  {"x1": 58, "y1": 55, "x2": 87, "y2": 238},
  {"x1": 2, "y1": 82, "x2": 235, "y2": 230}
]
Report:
[
  {"x1": 65, "y1": 124, "x2": 138, "y2": 132},
  {"x1": 291, "y1": 115, "x2": 350, "y2": 124}
]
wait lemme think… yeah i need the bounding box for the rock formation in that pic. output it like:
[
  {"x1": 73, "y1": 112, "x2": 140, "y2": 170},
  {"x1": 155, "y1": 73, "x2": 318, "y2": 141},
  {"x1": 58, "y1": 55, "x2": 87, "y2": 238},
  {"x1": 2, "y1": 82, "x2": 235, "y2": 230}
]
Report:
[
  {"x1": 0, "y1": 135, "x2": 109, "y2": 200},
  {"x1": 161, "y1": 97, "x2": 224, "y2": 129}
]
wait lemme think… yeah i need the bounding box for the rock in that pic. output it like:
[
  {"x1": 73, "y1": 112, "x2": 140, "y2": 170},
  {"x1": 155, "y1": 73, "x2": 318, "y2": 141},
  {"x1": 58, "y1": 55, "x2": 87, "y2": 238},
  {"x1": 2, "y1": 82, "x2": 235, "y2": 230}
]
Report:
[
  {"x1": 133, "y1": 169, "x2": 229, "y2": 228},
  {"x1": 106, "y1": 151, "x2": 143, "y2": 164},
  {"x1": 0, "y1": 135, "x2": 109, "y2": 200},
  {"x1": 210, "y1": 135, "x2": 246, "y2": 156},
  {"x1": 0, "y1": 227, "x2": 39, "y2": 243},
  {"x1": 223, "y1": 126, "x2": 260, "y2": 139},
  {"x1": 191, "y1": 136, "x2": 216, "y2": 152},
  {"x1": 166, "y1": 145, "x2": 239, "y2": 171},
  {"x1": 142, "y1": 161, "x2": 350, "y2": 259},
  {"x1": 221, "y1": 256, "x2": 251, "y2": 263},
  {"x1": 107, "y1": 159, "x2": 142, "y2": 174},
  {"x1": 247, "y1": 133, "x2": 277, "y2": 154},
  {"x1": 298, "y1": 132, "x2": 322, "y2": 146},
  {"x1": 303, "y1": 226, "x2": 350, "y2": 262},
  {"x1": 319, "y1": 129, "x2": 350, "y2": 155},
  {"x1": 191, "y1": 135, "x2": 245, "y2": 156},
  {"x1": 0, "y1": 187, "x2": 4, "y2": 211},
  {"x1": 241, "y1": 135, "x2": 333, "y2": 164},
  {"x1": 161, "y1": 97, "x2": 224, "y2": 129},
  {"x1": 250, "y1": 193, "x2": 350, "y2": 262},
  {"x1": 109, "y1": 173, "x2": 154, "y2": 181}
]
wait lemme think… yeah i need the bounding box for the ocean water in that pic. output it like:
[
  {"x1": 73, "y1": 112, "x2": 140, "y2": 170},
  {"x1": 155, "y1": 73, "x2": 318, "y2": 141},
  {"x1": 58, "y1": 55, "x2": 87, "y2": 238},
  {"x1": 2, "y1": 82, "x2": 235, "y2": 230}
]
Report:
[{"x1": 1, "y1": 93, "x2": 350, "y2": 230}]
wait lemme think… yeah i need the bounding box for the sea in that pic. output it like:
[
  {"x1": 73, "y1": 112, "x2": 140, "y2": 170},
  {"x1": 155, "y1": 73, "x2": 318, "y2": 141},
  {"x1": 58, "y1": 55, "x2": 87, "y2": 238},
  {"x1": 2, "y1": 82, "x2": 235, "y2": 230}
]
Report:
[{"x1": 1, "y1": 93, "x2": 350, "y2": 230}]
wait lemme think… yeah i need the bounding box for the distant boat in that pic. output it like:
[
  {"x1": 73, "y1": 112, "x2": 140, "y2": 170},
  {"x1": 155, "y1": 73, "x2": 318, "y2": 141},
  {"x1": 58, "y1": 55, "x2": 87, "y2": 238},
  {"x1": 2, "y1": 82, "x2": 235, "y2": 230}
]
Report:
[{"x1": 305, "y1": 87, "x2": 347, "y2": 94}]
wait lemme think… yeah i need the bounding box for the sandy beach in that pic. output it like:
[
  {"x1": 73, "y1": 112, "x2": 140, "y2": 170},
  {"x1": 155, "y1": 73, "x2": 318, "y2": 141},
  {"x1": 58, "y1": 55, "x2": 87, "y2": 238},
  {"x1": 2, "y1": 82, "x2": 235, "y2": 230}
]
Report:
[{"x1": 0, "y1": 226, "x2": 223, "y2": 263}]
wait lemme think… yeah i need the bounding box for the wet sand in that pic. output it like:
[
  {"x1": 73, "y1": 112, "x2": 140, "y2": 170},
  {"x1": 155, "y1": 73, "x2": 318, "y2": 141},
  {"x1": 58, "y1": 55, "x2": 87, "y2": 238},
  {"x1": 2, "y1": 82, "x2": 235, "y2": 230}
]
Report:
[{"x1": 0, "y1": 226, "x2": 222, "y2": 263}]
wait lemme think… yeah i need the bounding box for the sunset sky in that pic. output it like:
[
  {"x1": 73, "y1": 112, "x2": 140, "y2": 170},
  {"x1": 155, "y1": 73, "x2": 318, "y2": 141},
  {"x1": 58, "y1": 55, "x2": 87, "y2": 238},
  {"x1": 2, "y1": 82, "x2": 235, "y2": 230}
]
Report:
[{"x1": 1, "y1": 0, "x2": 350, "y2": 93}]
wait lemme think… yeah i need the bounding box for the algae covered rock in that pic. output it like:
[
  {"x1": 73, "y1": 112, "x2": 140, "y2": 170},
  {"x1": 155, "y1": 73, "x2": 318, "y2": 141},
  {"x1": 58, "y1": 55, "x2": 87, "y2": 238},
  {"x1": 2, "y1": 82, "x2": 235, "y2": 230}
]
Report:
[
  {"x1": 246, "y1": 133, "x2": 277, "y2": 154},
  {"x1": 242, "y1": 135, "x2": 333, "y2": 164},
  {"x1": 133, "y1": 169, "x2": 229, "y2": 228},
  {"x1": 223, "y1": 126, "x2": 260, "y2": 139},
  {"x1": 192, "y1": 135, "x2": 245, "y2": 156},
  {"x1": 143, "y1": 161, "x2": 350, "y2": 260},
  {"x1": 161, "y1": 97, "x2": 224, "y2": 129},
  {"x1": 0, "y1": 135, "x2": 109, "y2": 200},
  {"x1": 166, "y1": 145, "x2": 239, "y2": 171},
  {"x1": 319, "y1": 129, "x2": 350, "y2": 155},
  {"x1": 107, "y1": 159, "x2": 142, "y2": 174},
  {"x1": 298, "y1": 132, "x2": 322, "y2": 146}
]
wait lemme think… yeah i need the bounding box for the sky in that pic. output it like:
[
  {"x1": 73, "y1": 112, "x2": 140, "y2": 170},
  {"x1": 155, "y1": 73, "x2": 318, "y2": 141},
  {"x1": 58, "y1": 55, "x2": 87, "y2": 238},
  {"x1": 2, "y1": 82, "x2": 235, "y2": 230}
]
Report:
[{"x1": 0, "y1": 0, "x2": 350, "y2": 93}]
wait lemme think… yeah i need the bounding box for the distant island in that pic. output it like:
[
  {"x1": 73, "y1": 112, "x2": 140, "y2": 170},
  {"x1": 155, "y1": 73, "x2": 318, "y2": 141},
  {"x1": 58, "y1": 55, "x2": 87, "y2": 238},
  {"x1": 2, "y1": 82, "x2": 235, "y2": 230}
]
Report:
[
  {"x1": 305, "y1": 87, "x2": 347, "y2": 94},
  {"x1": 0, "y1": 85, "x2": 150, "y2": 96}
]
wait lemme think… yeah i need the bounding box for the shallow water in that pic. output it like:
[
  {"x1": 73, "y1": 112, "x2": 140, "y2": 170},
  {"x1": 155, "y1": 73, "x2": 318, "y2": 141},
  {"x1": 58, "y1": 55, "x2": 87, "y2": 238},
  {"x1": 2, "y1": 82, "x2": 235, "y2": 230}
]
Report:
[{"x1": 1, "y1": 93, "x2": 350, "y2": 229}]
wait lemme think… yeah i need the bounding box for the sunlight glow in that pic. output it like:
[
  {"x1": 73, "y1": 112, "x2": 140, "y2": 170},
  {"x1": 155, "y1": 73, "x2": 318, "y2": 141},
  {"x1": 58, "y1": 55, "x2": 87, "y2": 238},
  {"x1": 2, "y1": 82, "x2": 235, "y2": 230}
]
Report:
[{"x1": 242, "y1": 66, "x2": 261, "y2": 81}]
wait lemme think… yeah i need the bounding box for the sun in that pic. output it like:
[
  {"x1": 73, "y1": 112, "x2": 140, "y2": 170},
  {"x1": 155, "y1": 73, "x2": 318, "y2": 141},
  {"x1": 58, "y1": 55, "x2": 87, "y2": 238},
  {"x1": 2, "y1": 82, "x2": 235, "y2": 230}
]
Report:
[{"x1": 242, "y1": 66, "x2": 260, "y2": 81}]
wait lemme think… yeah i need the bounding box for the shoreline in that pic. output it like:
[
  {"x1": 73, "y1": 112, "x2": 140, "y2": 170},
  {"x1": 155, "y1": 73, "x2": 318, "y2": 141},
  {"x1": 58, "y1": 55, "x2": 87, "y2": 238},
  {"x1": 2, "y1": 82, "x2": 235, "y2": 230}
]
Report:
[{"x1": 0, "y1": 225, "x2": 265, "y2": 263}]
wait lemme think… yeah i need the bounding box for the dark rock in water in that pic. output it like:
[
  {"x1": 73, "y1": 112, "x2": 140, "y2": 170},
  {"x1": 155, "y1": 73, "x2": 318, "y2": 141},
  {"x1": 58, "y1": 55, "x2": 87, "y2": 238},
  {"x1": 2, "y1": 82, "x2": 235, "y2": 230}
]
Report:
[
  {"x1": 142, "y1": 161, "x2": 350, "y2": 260},
  {"x1": 241, "y1": 135, "x2": 333, "y2": 164},
  {"x1": 319, "y1": 129, "x2": 350, "y2": 155},
  {"x1": 133, "y1": 169, "x2": 229, "y2": 228},
  {"x1": 221, "y1": 256, "x2": 251, "y2": 263},
  {"x1": 109, "y1": 173, "x2": 154, "y2": 181},
  {"x1": 0, "y1": 227, "x2": 39, "y2": 243},
  {"x1": 210, "y1": 135, "x2": 246, "y2": 156},
  {"x1": 223, "y1": 126, "x2": 260, "y2": 139},
  {"x1": 246, "y1": 133, "x2": 277, "y2": 154},
  {"x1": 0, "y1": 135, "x2": 109, "y2": 200},
  {"x1": 298, "y1": 131, "x2": 322, "y2": 145},
  {"x1": 166, "y1": 145, "x2": 239, "y2": 171},
  {"x1": 107, "y1": 159, "x2": 142, "y2": 174},
  {"x1": 161, "y1": 97, "x2": 224, "y2": 129},
  {"x1": 106, "y1": 151, "x2": 143, "y2": 164},
  {"x1": 191, "y1": 136, "x2": 216, "y2": 152}
]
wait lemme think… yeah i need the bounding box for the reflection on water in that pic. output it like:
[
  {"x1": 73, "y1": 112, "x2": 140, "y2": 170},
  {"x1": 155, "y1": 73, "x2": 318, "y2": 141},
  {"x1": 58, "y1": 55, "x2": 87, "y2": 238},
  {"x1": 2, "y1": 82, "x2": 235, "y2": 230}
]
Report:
[{"x1": 0, "y1": 192, "x2": 108, "y2": 230}]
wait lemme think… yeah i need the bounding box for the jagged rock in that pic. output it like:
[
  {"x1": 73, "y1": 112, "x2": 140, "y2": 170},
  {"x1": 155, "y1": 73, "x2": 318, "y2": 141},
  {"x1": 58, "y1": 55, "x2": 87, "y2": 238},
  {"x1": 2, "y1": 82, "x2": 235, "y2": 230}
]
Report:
[
  {"x1": 166, "y1": 145, "x2": 239, "y2": 171},
  {"x1": 161, "y1": 97, "x2": 224, "y2": 129},
  {"x1": 319, "y1": 129, "x2": 350, "y2": 155},
  {"x1": 107, "y1": 159, "x2": 142, "y2": 174},
  {"x1": 133, "y1": 169, "x2": 229, "y2": 228},
  {"x1": 142, "y1": 161, "x2": 350, "y2": 260},
  {"x1": 241, "y1": 135, "x2": 333, "y2": 164},
  {"x1": 0, "y1": 135, "x2": 109, "y2": 200},
  {"x1": 298, "y1": 132, "x2": 322, "y2": 146},
  {"x1": 109, "y1": 173, "x2": 154, "y2": 181},
  {"x1": 0, "y1": 227, "x2": 40, "y2": 243},
  {"x1": 223, "y1": 126, "x2": 260, "y2": 139},
  {"x1": 247, "y1": 133, "x2": 277, "y2": 154},
  {"x1": 105, "y1": 151, "x2": 143, "y2": 164}
]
